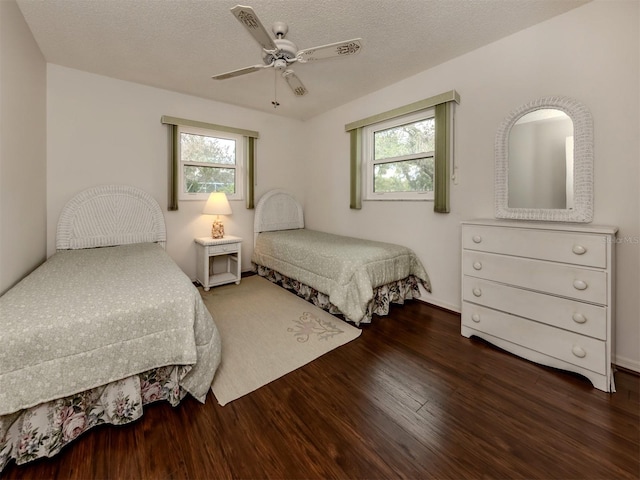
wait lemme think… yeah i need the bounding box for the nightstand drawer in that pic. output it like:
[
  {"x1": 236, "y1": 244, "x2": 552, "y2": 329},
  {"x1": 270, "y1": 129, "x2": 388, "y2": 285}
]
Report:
[{"x1": 207, "y1": 243, "x2": 239, "y2": 254}]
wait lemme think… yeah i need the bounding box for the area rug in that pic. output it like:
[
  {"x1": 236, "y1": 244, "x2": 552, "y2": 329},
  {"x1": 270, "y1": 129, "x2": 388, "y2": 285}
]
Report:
[{"x1": 200, "y1": 275, "x2": 361, "y2": 406}]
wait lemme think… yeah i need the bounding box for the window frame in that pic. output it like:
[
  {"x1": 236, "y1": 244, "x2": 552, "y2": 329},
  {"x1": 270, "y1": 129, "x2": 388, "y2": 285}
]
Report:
[
  {"x1": 177, "y1": 124, "x2": 244, "y2": 201},
  {"x1": 363, "y1": 108, "x2": 436, "y2": 201}
]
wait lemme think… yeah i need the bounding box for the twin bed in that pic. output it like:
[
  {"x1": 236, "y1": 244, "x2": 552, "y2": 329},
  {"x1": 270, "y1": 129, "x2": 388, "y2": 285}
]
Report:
[
  {"x1": 252, "y1": 190, "x2": 431, "y2": 325},
  {"x1": 0, "y1": 186, "x2": 430, "y2": 471},
  {"x1": 0, "y1": 185, "x2": 221, "y2": 471}
]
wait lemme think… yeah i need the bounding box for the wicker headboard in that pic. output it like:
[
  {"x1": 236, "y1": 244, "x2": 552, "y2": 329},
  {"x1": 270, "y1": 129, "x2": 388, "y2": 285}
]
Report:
[
  {"x1": 56, "y1": 185, "x2": 167, "y2": 250},
  {"x1": 254, "y1": 190, "x2": 304, "y2": 242}
]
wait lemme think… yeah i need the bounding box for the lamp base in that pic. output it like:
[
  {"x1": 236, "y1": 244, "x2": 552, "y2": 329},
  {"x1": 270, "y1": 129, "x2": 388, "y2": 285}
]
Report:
[{"x1": 211, "y1": 219, "x2": 224, "y2": 239}]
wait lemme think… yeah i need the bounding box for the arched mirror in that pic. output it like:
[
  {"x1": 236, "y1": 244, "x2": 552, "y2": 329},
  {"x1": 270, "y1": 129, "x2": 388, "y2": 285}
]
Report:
[{"x1": 495, "y1": 96, "x2": 593, "y2": 222}]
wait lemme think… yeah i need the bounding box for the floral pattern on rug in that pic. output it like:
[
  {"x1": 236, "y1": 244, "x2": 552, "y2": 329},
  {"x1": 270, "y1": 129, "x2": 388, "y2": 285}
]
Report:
[
  {"x1": 0, "y1": 365, "x2": 190, "y2": 472},
  {"x1": 288, "y1": 312, "x2": 346, "y2": 342},
  {"x1": 254, "y1": 265, "x2": 425, "y2": 324}
]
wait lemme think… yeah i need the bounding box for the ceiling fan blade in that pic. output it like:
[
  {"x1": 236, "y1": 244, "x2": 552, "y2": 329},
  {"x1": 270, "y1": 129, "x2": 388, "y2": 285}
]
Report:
[
  {"x1": 230, "y1": 5, "x2": 278, "y2": 51},
  {"x1": 212, "y1": 64, "x2": 270, "y2": 80},
  {"x1": 282, "y1": 70, "x2": 308, "y2": 96},
  {"x1": 296, "y1": 38, "x2": 362, "y2": 63}
]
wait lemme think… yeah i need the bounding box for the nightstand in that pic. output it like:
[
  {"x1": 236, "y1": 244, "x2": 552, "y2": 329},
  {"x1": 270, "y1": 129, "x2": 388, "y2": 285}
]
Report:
[{"x1": 194, "y1": 235, "x2": 242, "y2": 290}]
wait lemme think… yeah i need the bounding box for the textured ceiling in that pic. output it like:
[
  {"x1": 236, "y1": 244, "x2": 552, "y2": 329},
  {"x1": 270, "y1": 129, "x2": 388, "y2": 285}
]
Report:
[{"x1": 17, "y1": 0, "x2": 588, "y2": 120}]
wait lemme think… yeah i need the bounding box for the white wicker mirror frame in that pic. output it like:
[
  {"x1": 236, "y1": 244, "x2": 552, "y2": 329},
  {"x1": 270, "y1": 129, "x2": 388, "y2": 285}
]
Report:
[{"x1": 495, "y1": 96, "x2": 593, "y2": 223}]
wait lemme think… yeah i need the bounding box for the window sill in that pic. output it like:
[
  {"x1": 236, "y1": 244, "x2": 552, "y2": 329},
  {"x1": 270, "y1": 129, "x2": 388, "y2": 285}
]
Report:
[{"x1": 363, "y1": 197, "x2": 434, "y2": 202}]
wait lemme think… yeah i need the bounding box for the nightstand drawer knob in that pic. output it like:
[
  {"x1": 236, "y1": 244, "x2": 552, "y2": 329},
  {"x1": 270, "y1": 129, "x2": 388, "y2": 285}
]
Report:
[
  {"x1": 472, "y1": 288, "x2": 482, "y2": 297},
  {"x1": 573, "y1": 280, "x2": 588, "y2": 290},
  {"x1": 473, "y1": 261, "x2": 482, "y2": 270},
  {"x1": 572, "y1": 313, "x2": 587, "y2": 324},
  {"x1": 472, "y1": 235, "x2": 482, "y2": 244},
  {"x1": 572, "y1": 244, "x2": 587, "y2": 255},
  {"x1": 572, "y1": 345, "x2": 587, "y2": 358},
  {"x1": 471, "y1": 313, "x2": 481, "y2": 323}
]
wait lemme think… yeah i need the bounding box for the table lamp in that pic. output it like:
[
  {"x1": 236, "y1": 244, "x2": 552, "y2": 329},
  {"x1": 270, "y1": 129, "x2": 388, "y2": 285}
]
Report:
[{"x1": 203, "y1": 192, "x2": 232, "y2": 239}]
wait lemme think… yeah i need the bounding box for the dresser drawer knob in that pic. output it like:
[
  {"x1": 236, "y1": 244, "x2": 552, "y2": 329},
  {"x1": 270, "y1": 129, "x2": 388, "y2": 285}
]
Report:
[
  {"x1": 471, "y1": 313, "x2": 481, "y2": 323},
  {"x1": 472, "y1": 288, "x2": 482, "y2": 297},
  {"x1": 572, "y1": 345, "x2": 587, "y2": 358},
  {"x1": 572, "y1": 244, "x2": 587, "y2": 255},
  {"x1": 573, "y1": 280, "x2": 588, "y2": 291},
  {"x1": 472, "y1": 235, "x2": 482, "y2": 244},
  {"x1": 572, "y1": 313, "x2": 587, "y2": 324},
  {"x1": 473, "y1": 261, "x2": 482, "y2": 270}
]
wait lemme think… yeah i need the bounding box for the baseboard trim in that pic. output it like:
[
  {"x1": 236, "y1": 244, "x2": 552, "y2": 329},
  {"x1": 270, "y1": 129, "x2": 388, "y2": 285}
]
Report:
[
  {"x1": 613, "y1": 355, "x2": 640, "y2": 374},
  {"x1": 415, "y1": 296, "x2": 461, "y2": 315}
]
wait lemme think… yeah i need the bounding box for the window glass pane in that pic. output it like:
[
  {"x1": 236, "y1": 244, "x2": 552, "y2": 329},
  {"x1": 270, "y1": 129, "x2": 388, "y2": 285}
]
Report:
[
  {"x1": 374, "y1": 119, "x2": 435, "y2": 161},
  {"x1": 183, "y1": 166, "x2": 236, "y2": 195},
  {"x1": 181, "y1": 133, "x2": 236, "y2": 165},
  {"x1": 373, "y1": 158, "x2": 433, "y2": 193}
]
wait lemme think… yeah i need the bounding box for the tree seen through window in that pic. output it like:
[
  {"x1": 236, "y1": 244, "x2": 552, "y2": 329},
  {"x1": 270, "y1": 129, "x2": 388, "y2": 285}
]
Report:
[
  {"x1": 181, "y1": 132, "x2": 236, "y2": 195},
  {"x1": 373, "y1": 118, "x2": 435, "y2": 193}
]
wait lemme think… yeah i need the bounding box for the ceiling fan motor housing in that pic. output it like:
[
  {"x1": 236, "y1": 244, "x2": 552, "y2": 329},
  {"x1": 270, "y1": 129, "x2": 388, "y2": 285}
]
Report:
[{"x1": 262, "y1": 38, "x2": 298, "y2": 65}]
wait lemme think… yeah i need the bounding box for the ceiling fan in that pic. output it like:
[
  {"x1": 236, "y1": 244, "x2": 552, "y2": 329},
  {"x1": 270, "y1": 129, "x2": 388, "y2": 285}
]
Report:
[{"x1": 212, "y1": 5, "x2": 362, "y2": 105}]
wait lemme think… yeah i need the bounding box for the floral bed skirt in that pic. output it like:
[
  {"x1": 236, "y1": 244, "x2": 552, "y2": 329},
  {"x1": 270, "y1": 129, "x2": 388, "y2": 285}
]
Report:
[
  {"x1": 254, "y1": 264, "x2": 426, "y2": 324},
  {"x1": 0, "y1": 365, "x2": 191, "y2": 472}
]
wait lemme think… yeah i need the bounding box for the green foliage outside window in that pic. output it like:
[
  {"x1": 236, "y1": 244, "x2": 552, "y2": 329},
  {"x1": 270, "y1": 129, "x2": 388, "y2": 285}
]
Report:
[
  {"x1": 183, "y1": 166, "x2": 236, "y2": 195},
  {"x1": 181, "y1": 133, "x2": 235, "y2": 164},
  {"x1": 181, "y1": 132, "x2": 236, "y2": 194},
  {"x1": 373, "y1": 119, "x2": 435, "y2": 193},
  {"x1": 374, "y1": 158, "x2": 433, "y2": 193}
]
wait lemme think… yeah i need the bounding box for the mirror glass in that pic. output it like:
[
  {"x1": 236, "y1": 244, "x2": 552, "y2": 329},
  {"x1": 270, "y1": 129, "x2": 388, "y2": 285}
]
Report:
[
  {"x1": 495, "y1": 96, "x2": 593, "y2": 223},
  {"x1": 508, "y1": 109, "x2": 573, "y2": 209}
]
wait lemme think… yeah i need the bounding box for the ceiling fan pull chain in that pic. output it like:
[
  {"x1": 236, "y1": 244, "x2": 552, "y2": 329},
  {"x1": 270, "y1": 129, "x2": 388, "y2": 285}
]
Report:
[{"x1": 272, "y1": 69, "x2": 280, "y2": 108}]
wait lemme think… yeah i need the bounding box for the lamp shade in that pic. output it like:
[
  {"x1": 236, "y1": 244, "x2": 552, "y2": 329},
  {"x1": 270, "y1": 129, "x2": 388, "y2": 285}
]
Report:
[{"x1": 202, "y1": 192, "x2": 232, "y2": 215}]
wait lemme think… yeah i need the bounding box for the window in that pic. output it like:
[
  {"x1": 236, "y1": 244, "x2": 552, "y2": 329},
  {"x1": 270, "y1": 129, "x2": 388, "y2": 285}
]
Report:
[
  {"x1": 345, "y1": 89, "x2": 459, "y2": 212},
  {"x1": 162, "y1": 115, "x2": 258, "y2": 210},
  {"x1": 363, "y1": 109, "x2": 435, "y2": 200},
  {"x1": 178, "y1": 125, "x2": 244, "y2": 201}
]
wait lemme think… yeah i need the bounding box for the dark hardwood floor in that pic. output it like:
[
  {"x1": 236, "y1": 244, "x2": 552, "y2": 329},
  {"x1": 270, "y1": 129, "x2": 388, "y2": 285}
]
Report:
[{"x1": 4, "y1": 298, "x2": 639, "y2": 479}]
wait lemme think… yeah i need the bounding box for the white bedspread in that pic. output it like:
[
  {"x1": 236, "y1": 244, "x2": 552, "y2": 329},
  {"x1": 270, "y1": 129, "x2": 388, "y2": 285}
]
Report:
[
  {"x1": 0, "y1": 243, "x2": 221, "y2": 416},
  {"x1": 251, "y1": 229, "x2": 431, "y2": 323}
]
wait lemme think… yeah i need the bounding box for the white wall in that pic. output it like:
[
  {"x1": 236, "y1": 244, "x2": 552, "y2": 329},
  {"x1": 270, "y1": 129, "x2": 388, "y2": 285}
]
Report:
[
  {"x1": 46, "y1": 65, "x2": 306, "y2": 279},
  {"x1": 302, "y1": 0, "x2": 640, "y2": 370},
  {"x1": 0, "y1": 0, "x2": 46, "y2": 295}
]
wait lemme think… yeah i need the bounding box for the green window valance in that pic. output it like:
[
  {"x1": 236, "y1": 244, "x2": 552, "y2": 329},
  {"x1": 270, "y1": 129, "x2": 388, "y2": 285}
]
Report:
[
  {"x1": 161, "y1": 116, "x2": 259, "y2": 211},
  {"x1": 345, "y1": 90, "x2": 459, "y2": 212}
]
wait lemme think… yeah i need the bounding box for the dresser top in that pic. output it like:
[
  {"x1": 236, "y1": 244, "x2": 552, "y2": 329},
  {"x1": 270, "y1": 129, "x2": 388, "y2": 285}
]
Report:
[{"x1": 461, "y1": 219, "x2": 618, "y2": 235}]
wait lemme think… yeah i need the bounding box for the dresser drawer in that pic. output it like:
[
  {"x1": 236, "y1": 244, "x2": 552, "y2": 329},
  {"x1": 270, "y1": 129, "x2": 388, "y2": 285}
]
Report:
[
  {"x1": 461, "y1": 303, "x2": 607, "y2": 374},
  {"x1": 462, "y1": 277, "x2": 607, "y2": 339},
  {"x1": 463, "y1": 251, "x2": 607, "y2": 305},
  {"x1": 462, "y1": 225, "x2": 608, "y2": 268},
  {"x1": 207, "y1": 243, "x2": 239, "y2": 254}
]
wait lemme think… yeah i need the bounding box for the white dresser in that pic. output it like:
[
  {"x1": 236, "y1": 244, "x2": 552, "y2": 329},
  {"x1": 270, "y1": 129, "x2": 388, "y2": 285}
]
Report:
[{"x1": 461, "y1": 219, "x2": 617, "y2": 392}]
